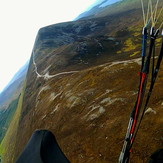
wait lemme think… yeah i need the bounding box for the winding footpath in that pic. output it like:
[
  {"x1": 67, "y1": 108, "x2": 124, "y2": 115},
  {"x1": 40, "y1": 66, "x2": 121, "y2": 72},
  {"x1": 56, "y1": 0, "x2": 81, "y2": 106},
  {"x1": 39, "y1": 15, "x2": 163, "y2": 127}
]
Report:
[{"x1": 32, "y1": 52, "x2": 78, "y2": 80}]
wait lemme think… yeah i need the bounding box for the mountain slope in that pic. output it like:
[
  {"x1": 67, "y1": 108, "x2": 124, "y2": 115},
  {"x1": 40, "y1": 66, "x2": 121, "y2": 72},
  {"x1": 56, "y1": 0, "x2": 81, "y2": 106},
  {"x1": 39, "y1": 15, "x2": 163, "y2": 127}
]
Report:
[
  {"x1": 76, "y1": 0, "x2": 163, "y2": 20},
  {"x1": 0, "y1": 97, "x2": 19, "y2": 142},
  {"x1": 0, "y1": 62, "x2": 28, "y2": 110},
  {"x1": 0, "y1": 85, "x2": 26, "y2": 162},
  {"x1": 1, "y1": 1, "x2": 163, "y2": 163},
  {"x1": 75, "y1": 0, "x2": 122, "y2": 20},
  {"x1": 0, "y1": 62, "x2": 28, "y2": 146},
  {"x1": 13, "y1": 58, "x2": 163, "y2": 163}
]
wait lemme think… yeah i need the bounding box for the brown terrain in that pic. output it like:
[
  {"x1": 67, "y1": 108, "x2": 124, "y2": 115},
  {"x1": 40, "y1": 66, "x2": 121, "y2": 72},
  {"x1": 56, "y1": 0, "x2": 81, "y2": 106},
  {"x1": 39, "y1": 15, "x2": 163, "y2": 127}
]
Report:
[{"x1": 1, "y1": 1, "x2": 163, "y2": 163}]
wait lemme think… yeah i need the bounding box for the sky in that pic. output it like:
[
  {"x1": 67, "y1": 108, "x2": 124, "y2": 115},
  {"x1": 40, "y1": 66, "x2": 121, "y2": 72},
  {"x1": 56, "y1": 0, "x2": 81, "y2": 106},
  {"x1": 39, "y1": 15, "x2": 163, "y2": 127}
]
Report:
[{"x1": 0, "y1": 0, "x2": 99, "y2": 92}]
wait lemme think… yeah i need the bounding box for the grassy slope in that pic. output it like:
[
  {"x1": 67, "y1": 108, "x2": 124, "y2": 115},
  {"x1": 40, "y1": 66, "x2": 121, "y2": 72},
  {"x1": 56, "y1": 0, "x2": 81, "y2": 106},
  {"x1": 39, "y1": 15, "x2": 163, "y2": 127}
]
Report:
[
  {"x1": 78, "y1": 0, "x2": 163, "y2": 24},
  {"x1": 0, "y1": 82, "x2": 26, "y2": 163},
  {"x1": 95, "y1": 0, "x2": 145, "y2": 17},
  {"x1": 0, "y1": 97, "x2": 19, "y2": 142},
  {"x1": 12, "y1": 60, "x2": 163, "y2": 163}
]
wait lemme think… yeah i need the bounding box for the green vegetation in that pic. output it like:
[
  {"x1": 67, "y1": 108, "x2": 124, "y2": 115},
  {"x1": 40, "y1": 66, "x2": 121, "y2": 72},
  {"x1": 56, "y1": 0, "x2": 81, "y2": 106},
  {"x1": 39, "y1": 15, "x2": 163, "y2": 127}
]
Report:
[
  {"x1": 123, "y1": 38, "x2": 137, "y2": 52},
  {"x1": 156, "y1": 38, "x2": 162, "y2": 47},
  {"x1": 0, "y1": 97, "x2": 19, "y2": 143},
  {"x1": 102, "y1": 0, "x2": 163, "y2": 19},
  {"x1": 0, "y1": 82, "x2": 26, "y2": 163}
]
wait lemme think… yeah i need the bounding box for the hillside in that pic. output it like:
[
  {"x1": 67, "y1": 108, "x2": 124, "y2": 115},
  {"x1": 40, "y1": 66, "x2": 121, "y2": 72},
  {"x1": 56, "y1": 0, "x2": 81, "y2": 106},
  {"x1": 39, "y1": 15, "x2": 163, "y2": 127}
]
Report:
[
  {"x1": 0, "y1": 61, "x2": 28, "y2": 147},
  {"x1": 0, "y1": 62, "x2": 28, "y2": 110},
  {"x1": 0, "y1": 84, "x2": 26, "y2": 163},
  {"x1": 0, "y1": 97, "x2": 19, "y2": 142},
  {"x1": 76, "y1": 0, "x2": 163, "y2": 21},
  {"x1": 0, "y1": 0, "x2": 163, "y2": 162}
]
